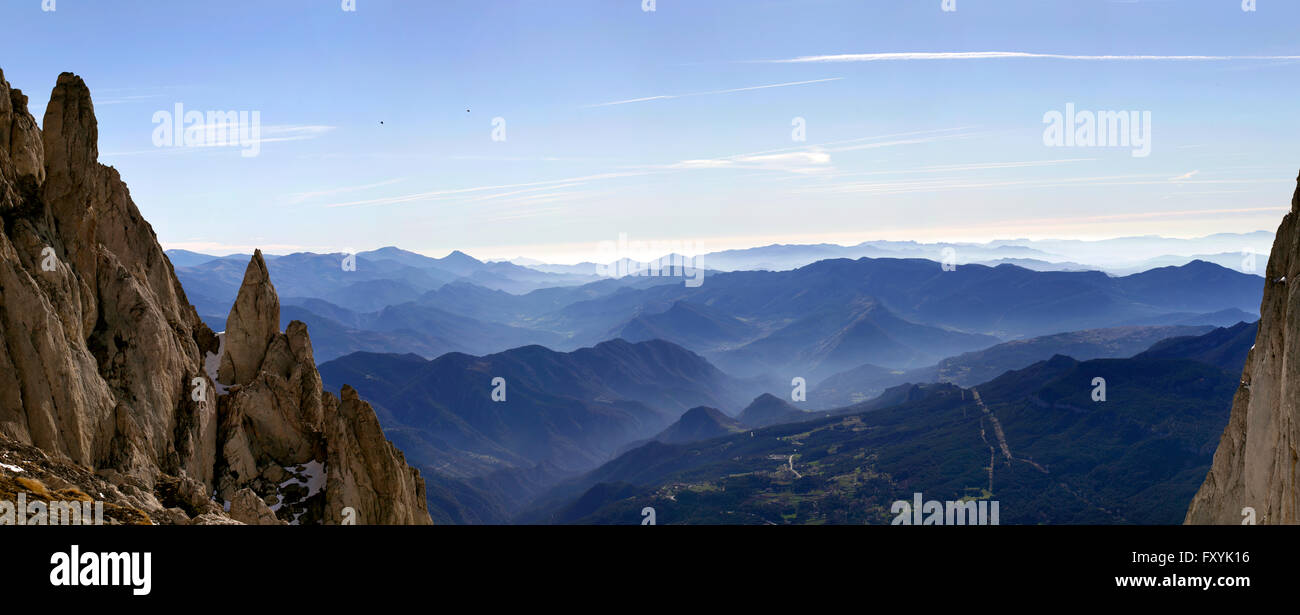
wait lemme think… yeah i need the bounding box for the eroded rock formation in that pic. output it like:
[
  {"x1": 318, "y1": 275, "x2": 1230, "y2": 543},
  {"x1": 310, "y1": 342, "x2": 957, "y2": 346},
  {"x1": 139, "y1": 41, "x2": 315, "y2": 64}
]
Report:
[{"x1": 215, "y1": 252, "x2": 430, "y2": 524}]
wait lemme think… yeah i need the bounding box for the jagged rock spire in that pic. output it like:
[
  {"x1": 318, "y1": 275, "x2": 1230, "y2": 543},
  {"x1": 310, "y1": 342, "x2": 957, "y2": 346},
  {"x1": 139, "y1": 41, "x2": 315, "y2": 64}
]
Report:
[{"x1": 218, "y1": 249, "x2": 281, "y2": 385}]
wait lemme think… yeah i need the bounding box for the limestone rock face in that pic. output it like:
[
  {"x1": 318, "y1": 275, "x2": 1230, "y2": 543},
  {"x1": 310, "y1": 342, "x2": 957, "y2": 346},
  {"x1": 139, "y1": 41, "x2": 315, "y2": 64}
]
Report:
[
  {"x1": 0, "y1": 67, "x2": 431, "y2": 525},
  {"x1": 321, "y1": 386, "x2": 431, "y2": 525},
  {"x1": 0, "y1": 70, "x2": 217, "y2": 493},
  {"x1": 1186, "y1": 172, "x2": 1300, "y2": 525}
]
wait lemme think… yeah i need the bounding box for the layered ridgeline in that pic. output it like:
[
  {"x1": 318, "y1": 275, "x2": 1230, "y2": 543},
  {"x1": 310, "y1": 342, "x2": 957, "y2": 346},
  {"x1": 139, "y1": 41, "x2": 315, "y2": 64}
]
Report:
[
  {"x1": 525, "y1": 322, "x2": 1254, "y2": 524},
  {"x1": 1186, "y1": 173, "x2": 1300, "y2": 525},
  {"x1": 318, "y1": 338, "x2": 753, "y2": 523},
  {"x1": 0, "y1": 69, "x2": 430, "y2": 524}
]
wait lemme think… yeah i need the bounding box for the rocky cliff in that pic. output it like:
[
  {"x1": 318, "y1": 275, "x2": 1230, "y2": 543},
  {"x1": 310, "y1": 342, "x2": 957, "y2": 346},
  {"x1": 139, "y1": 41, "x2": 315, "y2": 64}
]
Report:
[
  {"x1": 1186, "y1": 173, "x2": 1300, "y2": 524},
  {"x1": 0, "y1": 68, "x2": 430, "y2": 524}
]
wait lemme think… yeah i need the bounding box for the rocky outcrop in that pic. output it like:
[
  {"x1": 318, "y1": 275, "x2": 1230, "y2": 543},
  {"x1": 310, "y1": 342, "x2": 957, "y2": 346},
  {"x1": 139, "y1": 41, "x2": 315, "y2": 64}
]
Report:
[
  {"x1": 0, "y1": 67, "x2": 430, "y2": 525},
  {"x1": 321, "y1": 385, "x2": 430, "y2": 524},
  {"x1": 1, "y1": 69, "x2": 217, "y2": 507},
  {"x1": 214, "y1": 253, "x2": 431, "y2": 524},
  {"x1": 1186, "y1": 172, "x2": 1300, "y2": 525},
  {"x1": 229, "y1": 487, "x2": 286, "y2": 526}
]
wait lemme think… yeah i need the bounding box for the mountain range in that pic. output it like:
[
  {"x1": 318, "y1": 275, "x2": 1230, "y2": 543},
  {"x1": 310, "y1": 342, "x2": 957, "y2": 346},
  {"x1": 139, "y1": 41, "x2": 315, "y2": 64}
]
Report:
[
  {"x1": 523, "y1": 320, "x2": 1255, "y2": 525},
  {"x1": 812, "y1": 324, "x2": 1221, "y2": 408},
  {"x1": 486, "y1": 234, "x2": 1272, "y2": 276}
]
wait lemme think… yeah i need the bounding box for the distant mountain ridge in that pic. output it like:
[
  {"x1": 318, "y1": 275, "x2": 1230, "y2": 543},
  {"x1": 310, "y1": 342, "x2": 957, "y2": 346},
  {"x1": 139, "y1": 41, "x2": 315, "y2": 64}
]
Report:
[
  {"x1": 813, "y1": 324, "x2": 1218, "y2": 407},
  {"x1": 486, "y1": 232, "x2": 1274, "y2": 275},
  {"x1": 654, "y1": 407, "x2": 746, "y2": 444},
  {"x1": 318, "y1": 338, "x2": 753, "y2": 521}
]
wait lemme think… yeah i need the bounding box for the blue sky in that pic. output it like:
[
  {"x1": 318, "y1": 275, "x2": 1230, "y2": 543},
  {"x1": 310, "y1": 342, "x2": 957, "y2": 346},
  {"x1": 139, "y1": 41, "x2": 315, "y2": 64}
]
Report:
[{"x1": 2, "y1": 0, "x2": 1299, "y2": 262}]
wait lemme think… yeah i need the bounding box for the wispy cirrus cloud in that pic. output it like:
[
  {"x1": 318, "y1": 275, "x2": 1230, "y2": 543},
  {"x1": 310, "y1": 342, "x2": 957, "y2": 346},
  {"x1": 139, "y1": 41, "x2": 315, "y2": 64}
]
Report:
[
  {"x1": 320, "y1": 171, "x2": 653, "y2": 208},
  {"x1": 584, "y1": 77, "x2": 843, "y2": 107},
  {"x1": 668, "y1": 150, "x2": 833, "y2": 174},
  {"x1": 659, "y1": 127, "x2": 981, "y2": 175},
  {"x1": 102, "y1": 124, "x2": 335, "y2": 157},
  {"x1": 766, "y1": 51, "x2": 1300, "y2": 64},
  {"x1": 319, "y1": 127, "x2": 983, "y2": 208},
  {"x1": 794, "y1": 173, "x2": 1281, "y2": 197},
  {"x1": 286, "y1": 178, "x2": 405, "y2": 205}
]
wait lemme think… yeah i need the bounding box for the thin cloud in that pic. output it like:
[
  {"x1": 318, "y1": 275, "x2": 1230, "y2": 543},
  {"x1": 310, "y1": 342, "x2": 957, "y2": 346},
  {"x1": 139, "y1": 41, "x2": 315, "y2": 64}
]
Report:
[
  {"x1": 584, "y1": 78, "x2": 842, "y2": 107},
  {"x1": 669, "y1": 150, "x2": 833, "y2": 174},
  {"x1": 795, "y1": 174, "x2": 1280, "y2": 197},
  {"x1": 1169, "y1": 170, "x2": 1200, "y2": 181},
  {"x1": 658, "y1": 127, "x2": 979, "y2": 175},
  {"x1": 102, "y1": 125, "x2": 334, "y2": 157},
  {"x1": 320, "y1": 171, "x2": 653, "y2": 208},
  {"x1": 287, "y1": 178, "x2": 405, "y2": 205},
  {"x1": 766, "y1": 52, "x2": 1300, "y2": 63}
]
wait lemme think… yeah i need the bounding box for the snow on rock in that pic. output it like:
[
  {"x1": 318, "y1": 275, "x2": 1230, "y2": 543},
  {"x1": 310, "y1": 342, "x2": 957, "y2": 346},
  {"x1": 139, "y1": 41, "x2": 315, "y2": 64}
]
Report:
[
  {"x1": 204, "y1": 331, "x2": 230, "y2": 395},
  {"x1": 269, "y1": 460, "x2": 328, "y2": 524}
]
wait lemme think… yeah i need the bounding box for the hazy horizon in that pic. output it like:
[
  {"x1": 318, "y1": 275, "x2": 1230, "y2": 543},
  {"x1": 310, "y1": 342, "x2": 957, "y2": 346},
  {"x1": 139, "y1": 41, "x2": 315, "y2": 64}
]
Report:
[{"x1": 161, "y1": 229, "x2": 1276, "y2": 267}]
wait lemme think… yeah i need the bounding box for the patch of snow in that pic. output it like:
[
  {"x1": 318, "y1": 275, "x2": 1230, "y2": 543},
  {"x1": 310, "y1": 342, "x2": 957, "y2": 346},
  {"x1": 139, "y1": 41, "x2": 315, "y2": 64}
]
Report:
[
  {"x1": 300, "y1": 460, "x2": 326, "y2": 498},
  {"x1": 271, "y1": 460, "x2": 328, "y2": 525},
  {"x1": 204, "y1": 332, "x2": 230, "y2": 395},
  {"x1": 0, "y1": 462, "x2": 23, "y2": 473}
]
